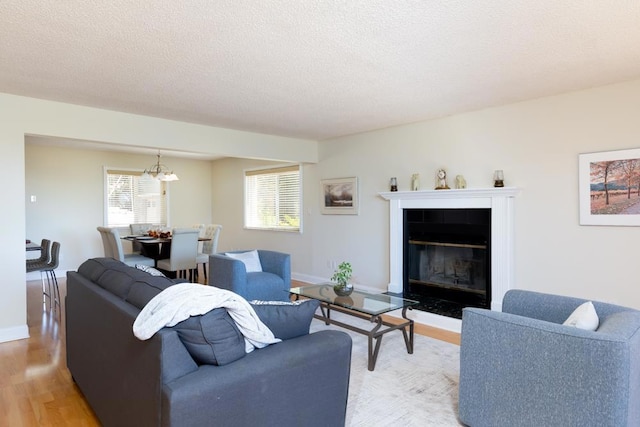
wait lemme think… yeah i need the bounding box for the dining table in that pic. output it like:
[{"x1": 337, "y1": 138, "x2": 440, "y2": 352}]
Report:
[
  {"x1": 122, "y1": 235, "x2": 210, "y2": 262},
  {"x1": 26, "y1": 241, "x2": 42, "y2": 252}
]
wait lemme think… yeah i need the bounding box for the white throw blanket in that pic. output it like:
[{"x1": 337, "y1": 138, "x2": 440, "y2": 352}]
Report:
[{"x1": 132, "y1": 283, "x2": 281, "y2": 352}]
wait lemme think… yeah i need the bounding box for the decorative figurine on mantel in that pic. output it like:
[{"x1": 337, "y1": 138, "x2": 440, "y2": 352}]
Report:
[
  {"x1": 455, "y1": 175, "x2": 467, "y2": 189},
  {"x1": 411, "y1": 173, "x2": 420, "y2": 191},
  {"x1": 435, "y1": 169, "x2": 450, "y2": 190}
]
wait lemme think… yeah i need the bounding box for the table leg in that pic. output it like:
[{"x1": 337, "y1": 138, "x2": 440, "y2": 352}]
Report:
[
  {"x1": 400, "y1": 306, "x2": 414, "y2": 354},
  {"x1": 367, "y1": 316, "x2": 384, "y2": 371},
  {"x1": 319, "y1": 304, "x2": 331, "y2": 325}
]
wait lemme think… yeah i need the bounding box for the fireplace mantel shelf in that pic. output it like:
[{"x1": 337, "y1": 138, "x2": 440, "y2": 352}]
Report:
[{"x1": 379, "y1": 187, "x2": 519, "y2": 200}]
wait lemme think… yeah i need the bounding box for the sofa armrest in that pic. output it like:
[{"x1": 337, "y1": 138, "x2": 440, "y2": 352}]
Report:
[
  {"x1": 209, "y1": 254, "x2": 247, "y2": 292},
  {"x1": 502, "y1": 289, "x2": 591, "y2": 323},
  {"x1": 459, "y1": 307, "x2": 636, "y2": 426},
  {"x1": 162, "y1": 330, "x2": 351, "y2": 427},
  {"x1": 66, "y1": 271, "x2": 198, "y2": 427},
  {"x1": 503, "y1": 289, "x2": 637, "y2": 325}
]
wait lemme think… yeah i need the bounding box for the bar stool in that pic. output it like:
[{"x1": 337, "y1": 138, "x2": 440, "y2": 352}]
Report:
[
  {"x1": 38, "y1": 241, "x2": 61, "y2": 313},
  {"x1": 26, "y1": 238, "x2": 51, "y2": 270}
]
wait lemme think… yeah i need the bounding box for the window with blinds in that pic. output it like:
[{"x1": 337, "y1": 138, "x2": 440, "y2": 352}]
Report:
[
  {"x1": 105, "y1": 169, "x2": 167, "y2": 227},
  {"x1": 245, "y1": 165, "x2": 301, "y2": 232}
]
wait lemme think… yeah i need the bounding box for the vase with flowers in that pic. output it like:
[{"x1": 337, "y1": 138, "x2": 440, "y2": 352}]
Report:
[{"x1": 331, "y1": 261, "x2": 353, "y2": 296}]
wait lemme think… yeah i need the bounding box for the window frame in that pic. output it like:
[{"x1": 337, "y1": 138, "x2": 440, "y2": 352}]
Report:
[
  {"x1": 103, "y1": 166, "x2": 171, "y2": 228},
  {"x1": 244, "y1": 164, "x2": 303, "y2": 233}
]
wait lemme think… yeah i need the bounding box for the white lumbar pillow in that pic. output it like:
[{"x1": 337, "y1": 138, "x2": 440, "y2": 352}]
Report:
[
  {"x1": 226, "y1": 250, "x2": 263, "y2": 272},
  {"x1": 563, "y1": 301, "x2": 599, "y2": 331}
]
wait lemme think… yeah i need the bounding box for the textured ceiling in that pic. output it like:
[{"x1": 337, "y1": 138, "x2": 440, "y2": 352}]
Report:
[{"x1": 2, "y1": 1, "x2": 640, "y2": 142}]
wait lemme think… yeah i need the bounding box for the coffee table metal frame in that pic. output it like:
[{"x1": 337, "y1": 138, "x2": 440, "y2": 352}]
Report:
[{"x1": 290, "y1": 284, "x2": 418, "y2": 371}]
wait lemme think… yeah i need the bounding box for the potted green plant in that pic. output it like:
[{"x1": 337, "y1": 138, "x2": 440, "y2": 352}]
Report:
[{"x1": 331, "y1": 261, "x2": 353, "y2": 296}]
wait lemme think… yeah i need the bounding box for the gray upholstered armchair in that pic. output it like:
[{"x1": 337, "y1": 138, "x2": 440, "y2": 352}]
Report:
[
  {"x1": 458, "y1": 289, "x2": 640, "y2": 427},
  {"x1": 209, "y1": 250, "x2": 291, "y2": 301}
]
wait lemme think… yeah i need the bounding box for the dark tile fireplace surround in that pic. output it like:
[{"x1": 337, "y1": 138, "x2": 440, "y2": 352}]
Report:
[{"x1": 387, "y1": 208, "x2": 491, "y2": 319}]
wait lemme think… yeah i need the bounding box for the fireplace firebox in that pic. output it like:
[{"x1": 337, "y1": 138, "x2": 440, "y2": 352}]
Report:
[{"x1": 403, "y1": 208, "x2": 491, "y2": 318}]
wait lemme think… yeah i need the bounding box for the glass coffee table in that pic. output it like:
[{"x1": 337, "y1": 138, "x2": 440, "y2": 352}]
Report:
[{"x1": 290, "y1": 283, "x2": 419, "y2": 371}]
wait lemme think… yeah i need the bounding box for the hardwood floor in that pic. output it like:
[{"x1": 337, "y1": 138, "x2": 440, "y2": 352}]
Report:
[
  {"x1": 0, "y1": 278, "x2": 100, "y2": 426},
  {"x1": 0, "y1": 277, "x2": 459, "y2": 426}
]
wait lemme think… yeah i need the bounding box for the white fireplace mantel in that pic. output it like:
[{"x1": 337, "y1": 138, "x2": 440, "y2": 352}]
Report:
[{"x1": 379, "y1": 187, "x2": 519, "y2": 331}]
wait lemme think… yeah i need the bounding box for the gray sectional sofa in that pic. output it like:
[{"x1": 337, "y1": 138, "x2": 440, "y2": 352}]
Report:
[{"x1": 66, "y1": 258, "x2": 352, "y2": 427}]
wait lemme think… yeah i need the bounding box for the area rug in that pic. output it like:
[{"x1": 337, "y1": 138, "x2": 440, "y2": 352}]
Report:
[{"x1": 310, "y1": 313, "x2": 463, "y2": 427}]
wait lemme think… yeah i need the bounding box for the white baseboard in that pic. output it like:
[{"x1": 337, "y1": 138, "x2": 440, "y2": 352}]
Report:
[{"x1": 0, "y1": 324, "x2": 30, "y2": 343}]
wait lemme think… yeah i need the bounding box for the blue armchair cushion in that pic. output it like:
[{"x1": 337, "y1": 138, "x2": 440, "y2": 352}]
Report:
[
  {"x1": 171, "y1": 308, "x2": 246, "y2": 366},
  {"x1": 250, "y1": 299, "x2": 320, "y2": 340}
]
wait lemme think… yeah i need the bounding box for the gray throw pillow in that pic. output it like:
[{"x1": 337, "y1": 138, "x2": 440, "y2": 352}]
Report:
[
  {"x1": 172, "y1": 308, "x2": 246, "y2": 366},
  {"x1": 250, "y1": 299, "x2": 320, "y2": 340},
  {"x1": 135, "y1": 264, "x2": 166, "y2": 277}
]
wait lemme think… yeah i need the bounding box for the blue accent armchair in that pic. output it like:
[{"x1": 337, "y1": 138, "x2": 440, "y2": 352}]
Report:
[
  {"x1": 459, "y1": 289, "x2": 640, "y2": 427},
  {"x1": 209, "y1": 250, "x2": 291, "y2": 301}
]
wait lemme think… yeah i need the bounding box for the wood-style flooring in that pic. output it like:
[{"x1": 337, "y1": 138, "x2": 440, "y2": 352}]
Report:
[
  {"x1": 0, "y1": 277, "x2": 459, "y2": 426},
  {"x1": 0, "y1": 278, "x2": 100, "y2": 426}
]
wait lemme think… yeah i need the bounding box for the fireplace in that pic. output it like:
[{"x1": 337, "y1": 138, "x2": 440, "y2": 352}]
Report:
[
  {"x1": 404, "y1": 208, "x2": 491, "y2": 319},
  {"x1": 380, "y1": 188, "x2": 518, "y2": 332}
]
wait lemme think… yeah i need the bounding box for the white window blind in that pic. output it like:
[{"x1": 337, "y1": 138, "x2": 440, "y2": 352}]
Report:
[
  {"x1": 245, "y1": 165, "x2": 301, "y2": 232},
  {"x1": 105, "y1": 169, "x2": 167, "y2": 227}
]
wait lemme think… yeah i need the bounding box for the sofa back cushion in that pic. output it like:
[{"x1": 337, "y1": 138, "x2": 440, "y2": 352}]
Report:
[
  {"x1": 171, "y1": 309, "x2": 246, "y2": 366},
  {"x1": 78, "y1": 258, "x2": 151, "y2": 299},
  {"x1": 126, "y1": 276, "x2": 177, "y2": 310},
  {"x1": 77, "y1": 257, "x2": 123, "y2": 282}
]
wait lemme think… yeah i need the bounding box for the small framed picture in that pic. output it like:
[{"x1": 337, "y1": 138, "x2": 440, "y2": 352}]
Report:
[
  {"x1": 579, "y1": 148, "x2": 640, "y2": 226},
  {"x1": 321, "y1": 177, "x2": 359, "y2": 215}
]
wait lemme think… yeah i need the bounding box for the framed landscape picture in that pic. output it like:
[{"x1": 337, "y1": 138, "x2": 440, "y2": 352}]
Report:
[
  {"x1": 321, "y1": 177, "x2": 358, "y2": 215},
  {"x1": 579, "y1": 148, "x2": 640, "y2": 226}
]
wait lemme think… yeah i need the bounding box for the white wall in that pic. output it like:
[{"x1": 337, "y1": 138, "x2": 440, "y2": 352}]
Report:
[
  {"x1": 4, "y1": 78, "x2": 640, "y2": 342},
  {"x1": 25, "y1": 144, "x2": 214, "y2": 272},
  {"x1": 216, "y1": 79, "x2": 640, "y2": 309},
  {"x1": 0, "y1": 92, "x2": 317, "y2": 343},
  {"x1": 211, "y1": 157, "x2": 316, "y2": 277}
]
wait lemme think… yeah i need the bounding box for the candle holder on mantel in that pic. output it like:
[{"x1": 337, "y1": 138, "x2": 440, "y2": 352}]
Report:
[
  {"x1": 494, "y1": 170, "x2": 504, "y2": 188},
  {"x1": 389, "y1": 177, "x2": 398, "y2": 192}
]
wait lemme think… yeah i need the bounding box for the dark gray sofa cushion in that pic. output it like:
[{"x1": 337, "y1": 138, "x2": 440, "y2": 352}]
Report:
[
  {"x1": 77, "y1": 257, "x2": 124, "y2": 282},
  {"x1": 97, "y1": 266, "x2": 152, "y2": 299},
  {"x1": 250, "y1": 299, "x2": 319, "y2": 340},
  {"x1": 126, "y1": 276, "x2": 177, "y2": 309},
  {"x1": 171, "y1": 308, "x2": 246, "y2": 366},
  {"x1": 78, "y1": 257, "x2": 151, "y2": 299}
]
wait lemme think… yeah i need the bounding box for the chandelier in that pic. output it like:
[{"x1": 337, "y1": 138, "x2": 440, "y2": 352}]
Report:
[{"x1": 141, "y1": 152, "x2": 179, "y2": 182}]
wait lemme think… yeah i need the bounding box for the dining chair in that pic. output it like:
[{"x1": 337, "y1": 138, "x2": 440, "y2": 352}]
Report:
[
  {"x1": 129, "y1": 223, "x2": 153, "y2": 253},
  {"x1": 156, "y1": 228, "x2": 200, "y2": 281},
  {"x1": 195, "y1": 224, "x2": 222, "y2": 284},
  {"x1": 96, "y1": 226, "x2": 155, "y2": 267}
]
